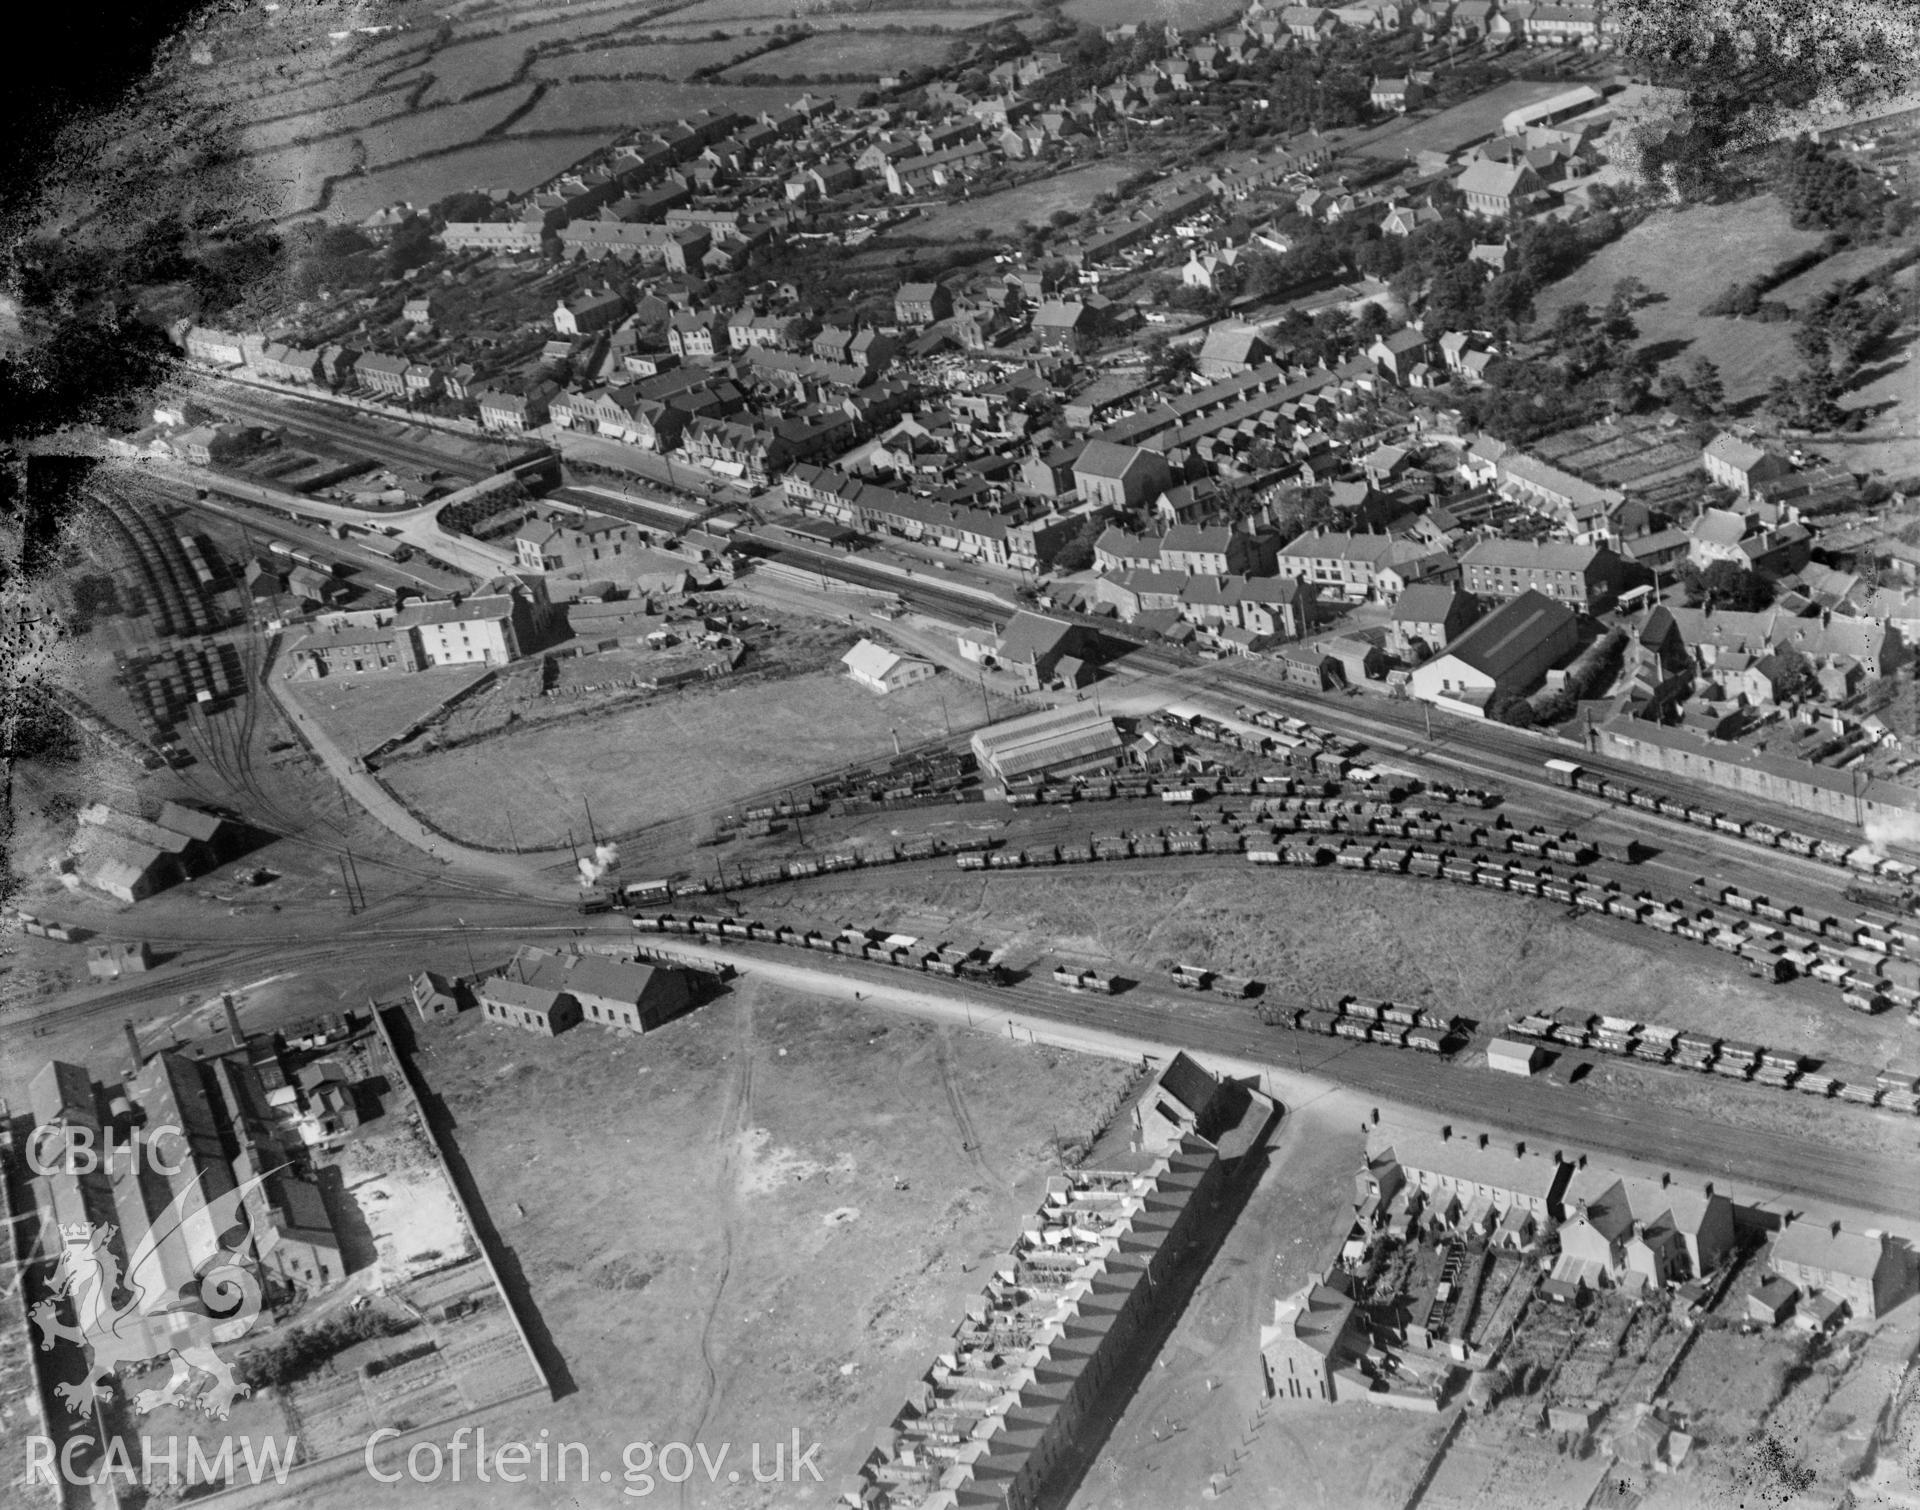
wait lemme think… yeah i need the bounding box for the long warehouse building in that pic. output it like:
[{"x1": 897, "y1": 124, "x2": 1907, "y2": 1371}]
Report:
[{"x1": 971, "y1": 706, "x2": 1125, "y2": 785}]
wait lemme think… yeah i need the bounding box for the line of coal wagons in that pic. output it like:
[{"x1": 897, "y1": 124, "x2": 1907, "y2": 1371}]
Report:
[
  {"x1": 1507, "y1": 1009, "x2": 1920, "y2": 1115},
  {"x1": 1543, "y1": 760, "x2": 1920, "y2": 895},
  {"x1": 631, "y1": 911, "x2": 1010, "y2": 985}
]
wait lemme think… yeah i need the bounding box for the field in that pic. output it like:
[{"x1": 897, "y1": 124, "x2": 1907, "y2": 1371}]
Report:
[
  {"x1": 646, "y1": 7, "x2": 1022, "y2": 32},
  {"x1": 280, "y1": 666, "x2": 492, "y2": 760},
  {"x1": 667, "y1": 0, "x2": 1012, "y2": 20},
  {"x1": 381, "y1": 665, "x2": 983, "y2": 847},
  {"x1": 906, "y1": 160, "x2": 1143, "y2": 239},
  {"x1": 412, "y1": 13, "x2": 663, "y2": 104},
  {"x1": 1063, "y1": 0, "x2": 1240, "y2": 26},
  {"x1": 718, "y1": 30, "x2": 952, "y2": 78},
  {"x1": 250, "y1": 139, "x2": 371, "y2": 219},
  {"x1": 1534, "y1": 195, "x2": 1829, "y2": 404},
  {"x1": 1770, "y1": 243, "x2": 1914, "y2": 309},
  {"x1": 236, "y1": 89, "x2": 418, "y2": 155},
  {"x1": 360, "y1": 88, "x2": 540, "y2": 166},
  {"x1": 322, "y1": 134, "x2": 614, "y2": 219},
  {"x1": 285, "y1": 980, "x2": 1140, "y2": 1509},
  {"x1": 1357, "y1": 78, "x2": 1575, "y2": 161},
  {"x1": 504, "y1": 78, "x2": 854, "y2": 133},
  {"x1": 531, "y1": 37, "x2": 766, "y2": 79}
]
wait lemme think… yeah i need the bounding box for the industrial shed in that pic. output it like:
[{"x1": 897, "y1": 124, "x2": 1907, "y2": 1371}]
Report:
[{"x1": 970, "y1": 706, "x2": 1125, "y2": 784}]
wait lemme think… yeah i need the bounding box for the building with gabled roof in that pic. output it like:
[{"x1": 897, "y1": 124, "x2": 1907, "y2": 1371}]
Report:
[
  {"x1": 1459, "y1": 538, "x2": 1621, "y2": 612},
  {"x1": 1454, "y1": 158, "x2": 1545, "y2": 217},
  {"x1": 1768, "y1": 1223, "x2": 1909, "y2": 1320},
  {"x1": 1702, "y1": 432, "x2": 1795, "y2": 497},
  {"x1": 970, "y1": 705, "x2": 1123, "y2": 782},
  {"x1": 475, "y1": 975, "x2": 581, "y2": 1036},
  {"x1": 1261, "y1": 1280, "x2": 1366, "y2": 1401},
  {"x1": 1410, "y1": 588, "x2": 1579, "y2": 713},
  {"x1": 1073, "y1": 441, "x2": 1173, "y2": 510},
  {"x1": 842, "y1": 638, "x2": 935, "y2": 693}
]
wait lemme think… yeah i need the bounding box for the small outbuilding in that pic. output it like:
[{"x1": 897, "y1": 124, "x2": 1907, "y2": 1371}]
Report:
[
  {"x1": 1487, "y1": 1037, "x2": 1548, "y2": 1077},
  {"x1": 842, "y1": 638, "x2": 935, "y2": 694}
]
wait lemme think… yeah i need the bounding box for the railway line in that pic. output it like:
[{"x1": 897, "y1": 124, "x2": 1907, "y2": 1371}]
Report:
[{"x1": 657, "y1": 935, "x2": 1920, "y2": 1222}]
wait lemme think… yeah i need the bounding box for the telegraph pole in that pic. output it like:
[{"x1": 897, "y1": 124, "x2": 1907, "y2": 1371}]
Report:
[
  {"x1": 339, "y1": 857, "x2": 357, "y2": 915},
  {"x1": 346, "y1": 849, "x2": 365, "y2": 910},
  {"x1": 584, "y1": 796, "x2": 600, "y2": 848}
]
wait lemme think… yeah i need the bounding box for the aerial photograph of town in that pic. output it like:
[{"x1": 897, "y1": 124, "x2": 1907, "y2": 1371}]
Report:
[{"x1": 0, "y1": 0, "x2": 1917, "y2": 1505}]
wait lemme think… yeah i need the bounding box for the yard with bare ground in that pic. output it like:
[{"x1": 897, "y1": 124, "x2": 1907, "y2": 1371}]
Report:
[
  {"x1": 287, "y1": 979, "x2": 1138, "y2": 1508},
  {"x1": 743, "y1": 864, "x2": 1920, "y2": 1159},
  {"x1": 381, "y1": 663, "x2": 984, "y2": 847},
  {"x1": 1067, "y1": 1096, "x2": 1447, "y2": 1510}
]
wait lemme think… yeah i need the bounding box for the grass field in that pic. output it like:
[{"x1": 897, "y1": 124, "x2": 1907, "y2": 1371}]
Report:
[
  {"x1": 1357, "y1": 78, "x2": 1573, "y2": 161},
  {"x1": 531, "y1": 37, "x2": 765, "y2": 79},
  {"x1": 1535, "y1": 194, "x2": 1829, "y2": 404},
  {"x1": 1064, "y1": 0, "x2": 1241, "y2": 27},
  {"x1": 504, "y1": 77, "x2": 853, "y2": 132},
  {"x1": 236, "y1": 91, "x2": 417, "y2": 156},
  {"x1": 1770, "y1": 243, "x2": 1912, "y2": 308},
  {"x1": 382, "y1": 666, "x2": 982, "y2": 846},
  {"x1": 310, "y1": 980, "x2": 1138, "y2": 1509},
  {"x1": 718, "y1": 30, "x2": 942, "y2": 78},
  {"x1": 417, "y1": 12, "x2": 667, "y2": 103},
  {"x1": 669, "y1": 0, "x2": 1012, "y2": 19},
  {"x1": 281, "y1": 666, "x2": 492, "y2": 759},
  {"x1": 645, "y1": 7, "x2": 1021, "y2": 33},
  {"x1": 323, "y1": 132, "x2": 613, "y2": 219},
  {"x1": 906, "y1": 159, "x2": 1142, "y2": 239},
  {"x1": 251, "y1": 139, "x2": 371, "y2": 218}
]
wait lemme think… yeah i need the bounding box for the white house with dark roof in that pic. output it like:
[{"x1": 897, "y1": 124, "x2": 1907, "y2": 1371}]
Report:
[
  {"x1": 1409, "y1": 589, "x2": 1580, "y2": 712},
  {"x1": 1702, "y1": 432, "x2": 1795, "y2": 497},
  {"x1": 842, "y1": 638, "x2": 935, "y2": 693}
]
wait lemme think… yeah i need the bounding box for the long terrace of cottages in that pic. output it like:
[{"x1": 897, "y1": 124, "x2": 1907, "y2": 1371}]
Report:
[
  {"x1": 859, "y1": 1137, "x2": 1220, "y2": 1509},
  {"x1": 1095, "y1": 362, "x2": 1341, "y2": 451}
]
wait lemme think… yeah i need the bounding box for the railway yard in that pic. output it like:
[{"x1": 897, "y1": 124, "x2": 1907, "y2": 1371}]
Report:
[{"x1": 14, "y1": 414, "x2": 1920, "y2": 1510}]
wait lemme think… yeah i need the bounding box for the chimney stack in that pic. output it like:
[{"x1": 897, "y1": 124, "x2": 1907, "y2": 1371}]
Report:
[
  {"x1": 124, "y1": 1019, "x2": 143, "y2": 1070},
  {"x1": 223, "y1": 993, "x2": 245, "y2": 1049},
  {"x1": 1478, "y1": 1132, "x2": 1489, "y2": 1149}
]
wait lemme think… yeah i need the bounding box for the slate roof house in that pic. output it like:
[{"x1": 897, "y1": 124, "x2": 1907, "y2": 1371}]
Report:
[{"x1": 1409, "y1": 589, "x2": 1579, "y2": 713}]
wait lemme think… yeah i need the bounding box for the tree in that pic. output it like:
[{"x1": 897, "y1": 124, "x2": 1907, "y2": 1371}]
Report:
[
  {"x1": 1685, "y1": 356, "x2": 1726, "y2": 412},
  {"x1": 1678, "y1": 559, "x2": 1774, "y2": 610}
]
